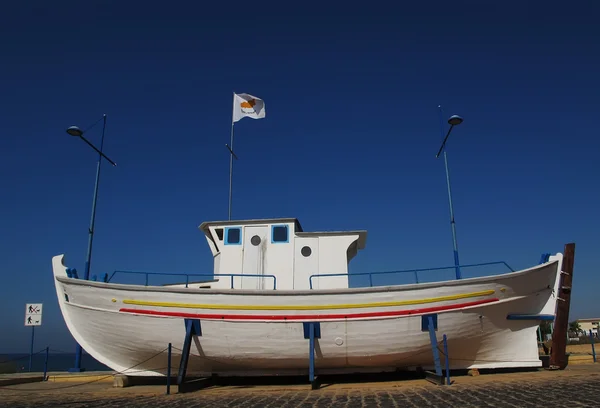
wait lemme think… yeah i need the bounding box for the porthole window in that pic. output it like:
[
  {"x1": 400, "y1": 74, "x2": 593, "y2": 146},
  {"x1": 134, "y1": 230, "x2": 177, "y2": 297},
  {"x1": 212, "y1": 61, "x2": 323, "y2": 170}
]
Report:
[
  {"x1": 251, "y1": 235, "x2": 261, "y2": 246},
  {"x1": 301, "y1": 246, "x2": 312, "y2": 257}
]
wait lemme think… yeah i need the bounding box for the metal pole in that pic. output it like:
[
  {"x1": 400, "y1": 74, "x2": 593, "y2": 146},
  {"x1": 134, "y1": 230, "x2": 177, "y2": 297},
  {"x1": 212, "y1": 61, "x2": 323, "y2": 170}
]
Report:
[
  {"x1": 444, "y1": 151, "x2": 461, "y2": 279},
  {"x1": 28, "y1": 326, "x2": 35, "y2": 372},
  {"x1": 590, "y1": 329, "x2": 596, "y2": 363},
  {"x1": 228, "y1": 122, "x2": 234, "y2": 220},
  {"x1": 166, "y1": 343, "x2": 172, "y2": 395},
  {"x1": 83, "y1": 114, "x2": 106, "y2": 281},
  {"x1": 73, "y1": 114, "x2": 107, "y2": 372},
  {"x1": 43, "y1": 346, "x2": 49, "y2": 380},
  {"x1": 438, "y1": 106, "x2": 461, "y2": 280}
]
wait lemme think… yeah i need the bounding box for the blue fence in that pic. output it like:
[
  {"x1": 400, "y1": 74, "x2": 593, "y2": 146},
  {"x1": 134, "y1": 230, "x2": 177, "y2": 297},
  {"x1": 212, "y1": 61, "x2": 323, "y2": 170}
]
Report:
[
  {"x1": 309, "y1": 261, "x2": 514, "y2": 289},
  {"x1": 106, "y1": 270, "x2": 277, "y2": 290}
]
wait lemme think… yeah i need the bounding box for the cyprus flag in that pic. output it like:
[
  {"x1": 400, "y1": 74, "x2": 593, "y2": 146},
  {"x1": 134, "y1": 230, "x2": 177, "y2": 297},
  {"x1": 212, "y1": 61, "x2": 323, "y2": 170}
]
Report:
[{"x1": 232, "y1": 93, "x2": 266, "y2": 123}]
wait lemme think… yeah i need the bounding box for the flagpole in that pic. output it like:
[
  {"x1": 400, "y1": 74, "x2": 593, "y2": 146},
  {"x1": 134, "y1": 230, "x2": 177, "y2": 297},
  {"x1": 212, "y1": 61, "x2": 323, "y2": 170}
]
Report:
[
  {"x1": 227, "y1": 91, "x2": 264, "y2": 220},
  {"x1": 228, "y1": 120, "x2": 234, "y2": 221}
]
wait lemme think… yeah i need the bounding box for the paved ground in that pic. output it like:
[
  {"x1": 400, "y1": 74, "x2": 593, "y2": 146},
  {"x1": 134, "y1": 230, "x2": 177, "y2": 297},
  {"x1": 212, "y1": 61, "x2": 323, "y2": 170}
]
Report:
[{"x1": 1, "y1": 365, "x2": 599, "y2": 407}]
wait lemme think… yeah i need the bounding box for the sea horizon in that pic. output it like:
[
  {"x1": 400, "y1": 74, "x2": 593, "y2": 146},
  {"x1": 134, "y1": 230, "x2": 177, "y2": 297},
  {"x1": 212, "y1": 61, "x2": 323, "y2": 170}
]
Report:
[{"x1": 0, "y1": 352, "x2": 112, "y2": 374}]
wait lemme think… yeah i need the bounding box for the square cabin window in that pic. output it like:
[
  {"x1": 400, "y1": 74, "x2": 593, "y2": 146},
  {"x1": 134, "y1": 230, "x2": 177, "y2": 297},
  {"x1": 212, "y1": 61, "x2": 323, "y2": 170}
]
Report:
[
  {"x1": 225, "y1": 227, "x2": 241, "y2": 245},
  {"x1": 272, "y1": 225, "x2": 288, "y2": 243}
]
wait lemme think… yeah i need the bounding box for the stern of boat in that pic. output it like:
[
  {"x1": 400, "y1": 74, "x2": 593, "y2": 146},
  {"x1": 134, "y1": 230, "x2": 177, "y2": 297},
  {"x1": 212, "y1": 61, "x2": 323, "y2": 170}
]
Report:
[{"x1": 538, "y1": 252, "x2": 564, "y2": 318}]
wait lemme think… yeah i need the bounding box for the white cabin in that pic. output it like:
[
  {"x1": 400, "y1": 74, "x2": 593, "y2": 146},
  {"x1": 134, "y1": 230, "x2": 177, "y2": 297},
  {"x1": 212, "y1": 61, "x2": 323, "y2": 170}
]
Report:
[{"x1": 197, "y1": 218, "x2": 367, "y2": 290}]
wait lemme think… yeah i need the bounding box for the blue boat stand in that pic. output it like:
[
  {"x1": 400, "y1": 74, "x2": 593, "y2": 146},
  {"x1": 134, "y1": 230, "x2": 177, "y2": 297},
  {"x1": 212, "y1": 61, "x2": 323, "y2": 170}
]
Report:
[
  {"x1": 422, "y1": 314, "x2": 451, "y2": 385},
  {"x1": 303, "y1": 322, "x2": 321, "y2": 389},
  {"x1": 169, "y1": 317, "x2": 451, "y2": 393},
  {"x1": 174, "y1": 319, "x2": 324, "y2": 393},
  {"x1": 177, "y1": 318, "x2": 202, "y2": 391}
]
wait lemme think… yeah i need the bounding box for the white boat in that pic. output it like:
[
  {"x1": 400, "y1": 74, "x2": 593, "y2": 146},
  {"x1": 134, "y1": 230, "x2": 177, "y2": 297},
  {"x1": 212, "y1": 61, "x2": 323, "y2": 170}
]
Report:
[{"x1": 52, "y1": 217, "x2": 563, "y2": 378}]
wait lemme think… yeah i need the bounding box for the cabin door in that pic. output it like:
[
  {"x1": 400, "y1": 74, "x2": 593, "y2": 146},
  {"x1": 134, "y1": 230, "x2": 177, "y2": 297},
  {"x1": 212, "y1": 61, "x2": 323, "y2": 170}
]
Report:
[
  {"x1": 242, "y1": 225, "x2": 269, "y2": 289},
  {"x1": 294, "y1": 237, "x2": 319, "y2": 290}
]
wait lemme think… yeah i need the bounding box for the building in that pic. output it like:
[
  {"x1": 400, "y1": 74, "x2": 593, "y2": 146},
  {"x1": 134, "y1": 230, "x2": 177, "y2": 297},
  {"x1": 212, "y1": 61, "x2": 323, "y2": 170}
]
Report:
[{"x1": 576, "y1": 318, "x2": 599, "y2": 335}]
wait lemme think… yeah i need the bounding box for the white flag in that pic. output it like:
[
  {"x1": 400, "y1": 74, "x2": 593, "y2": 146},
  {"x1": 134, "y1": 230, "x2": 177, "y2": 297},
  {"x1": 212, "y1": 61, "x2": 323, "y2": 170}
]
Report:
[{"x1": 232, "y1": 93, "x2": 266, "y2": 123}]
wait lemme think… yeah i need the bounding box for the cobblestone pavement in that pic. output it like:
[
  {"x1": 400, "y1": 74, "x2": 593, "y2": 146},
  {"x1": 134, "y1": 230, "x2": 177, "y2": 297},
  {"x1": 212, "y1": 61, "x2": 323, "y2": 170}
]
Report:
[{"x1": 1, "y1": 365, "x2": 599, "y2": 407}]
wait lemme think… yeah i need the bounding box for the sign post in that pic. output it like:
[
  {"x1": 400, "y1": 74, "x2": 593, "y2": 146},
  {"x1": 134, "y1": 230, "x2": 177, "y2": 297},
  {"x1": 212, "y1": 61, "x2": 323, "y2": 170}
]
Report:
[{"x1": 25, "y1": 303, "x2": 43, "y2": 372}]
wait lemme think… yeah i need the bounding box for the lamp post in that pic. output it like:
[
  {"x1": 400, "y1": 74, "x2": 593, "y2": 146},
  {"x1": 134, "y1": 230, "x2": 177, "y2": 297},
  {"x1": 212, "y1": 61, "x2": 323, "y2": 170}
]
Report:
[
  {"x1": 436, "y1": 107, "x2": 463, "y2": 280},
  {"x1": 66, "y1": 114, "x2": 116, "y2": 372}
]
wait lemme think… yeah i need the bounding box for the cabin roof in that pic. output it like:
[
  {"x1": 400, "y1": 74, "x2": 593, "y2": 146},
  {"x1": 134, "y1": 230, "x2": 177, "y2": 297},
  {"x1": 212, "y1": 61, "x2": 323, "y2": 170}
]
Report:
[
  {"x1": 198, "y1": 218, "x2": 367, "y2": 248},
  {"x1": 199, "y1": 218, "x2": 303, "y2": 234},
  {"x1": 297, "y1": 231, "x2": 367, "y2": 249}
]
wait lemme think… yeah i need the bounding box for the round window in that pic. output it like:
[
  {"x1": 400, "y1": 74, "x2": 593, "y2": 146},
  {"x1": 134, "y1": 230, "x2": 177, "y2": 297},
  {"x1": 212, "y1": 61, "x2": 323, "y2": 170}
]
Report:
[
  {"x1": 301, "y1": 246, "x2": 312, "y2": 257},
  {"x1": 251, "y1": 235, "x2": 261, "y2": 246}
]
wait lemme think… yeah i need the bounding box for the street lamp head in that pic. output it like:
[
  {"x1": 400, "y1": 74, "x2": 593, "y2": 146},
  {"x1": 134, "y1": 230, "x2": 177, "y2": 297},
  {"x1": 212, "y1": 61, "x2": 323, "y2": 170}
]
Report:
[
  {"x1": 66, "y1": 126, "x2": 84, "y2": 137},
  {"x1": 448, "y1": 115, "x2": 463, "y2": 126}
]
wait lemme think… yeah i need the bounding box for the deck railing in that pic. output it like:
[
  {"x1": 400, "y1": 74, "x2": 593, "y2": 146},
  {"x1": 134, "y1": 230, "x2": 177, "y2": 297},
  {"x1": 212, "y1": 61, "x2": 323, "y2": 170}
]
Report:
[
  {"x1": 106, "y1": 270, "x2": 278, "y2": 290},
  {"x1": 100, "y1": 261, "x2": 514, "y2": 291},
  {"x1": 308, "y1": 261, "x2": 515, "y2": 289}
]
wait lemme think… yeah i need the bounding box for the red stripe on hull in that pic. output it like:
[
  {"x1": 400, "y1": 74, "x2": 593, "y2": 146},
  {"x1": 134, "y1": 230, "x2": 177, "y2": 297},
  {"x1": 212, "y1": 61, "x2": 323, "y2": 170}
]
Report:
[{"x1": 119, "y1": 298, "x2": 499, "y2": 321}]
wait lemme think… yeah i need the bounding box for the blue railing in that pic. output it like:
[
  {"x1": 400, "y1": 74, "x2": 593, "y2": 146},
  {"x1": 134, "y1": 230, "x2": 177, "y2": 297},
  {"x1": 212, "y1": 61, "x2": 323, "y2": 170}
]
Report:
[
  {"x1": 308, "y1": 261, "x2": 515, "y2": 289},
  {"x1": 106, "y1": 270, "x2": 278, "y2": 290}
]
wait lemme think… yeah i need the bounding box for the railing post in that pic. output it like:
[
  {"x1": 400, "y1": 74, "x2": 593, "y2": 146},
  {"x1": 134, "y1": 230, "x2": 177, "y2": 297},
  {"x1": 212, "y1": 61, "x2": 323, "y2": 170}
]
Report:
[
  {"x1": 443, "y1": 334, "x2": 451, "y2": 385},
  {"x1": 231, "y1": 276, "x2": 234, "y2": 289},
  {"x1": 166, "y1": 343, "x2": 172, "y2": 395},
  {"x1": 590, "y1": 330, "x2": 597, "y2": 363},
  {"x1": 185, "y1": 275, "x2": 189, "y2": 288},
  {"x1": 43, "y1": 346, "x2": 49, "y2": 380},
  {"x1": 145, "y1": 273, "x2": 149, "y2": 286},
  {"x1": 414, "y1": 271, "x2": 419, "y2": 284},
  {"x1": 368, "y1": 274, "x2": 373, "y2": 287}
]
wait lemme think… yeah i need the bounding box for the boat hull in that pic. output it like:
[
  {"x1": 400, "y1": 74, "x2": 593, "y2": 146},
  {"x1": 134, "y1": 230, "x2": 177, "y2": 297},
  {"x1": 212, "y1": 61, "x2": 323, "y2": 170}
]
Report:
[{"x1": 52, "y1": 254, "x2": 562, "y2": 377}]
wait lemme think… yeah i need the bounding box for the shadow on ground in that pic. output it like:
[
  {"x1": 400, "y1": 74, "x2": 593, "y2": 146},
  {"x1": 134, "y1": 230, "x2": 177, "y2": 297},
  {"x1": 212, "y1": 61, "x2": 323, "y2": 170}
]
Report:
[{"x1": 179, "y1": 366, "x2": 541, "y2": 392}]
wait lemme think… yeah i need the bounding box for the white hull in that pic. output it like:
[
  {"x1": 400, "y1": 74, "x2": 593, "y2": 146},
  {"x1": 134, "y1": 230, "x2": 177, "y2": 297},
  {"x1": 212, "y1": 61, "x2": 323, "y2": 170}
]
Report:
[{"x1": 52, "y1": 254, "x2": 562, "y2": 377}]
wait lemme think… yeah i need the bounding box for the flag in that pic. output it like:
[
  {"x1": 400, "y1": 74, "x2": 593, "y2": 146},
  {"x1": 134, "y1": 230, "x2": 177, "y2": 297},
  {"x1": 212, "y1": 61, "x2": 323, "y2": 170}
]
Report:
[{"x1": 232, "y1": 93, "x2": 266, "y2": 123}]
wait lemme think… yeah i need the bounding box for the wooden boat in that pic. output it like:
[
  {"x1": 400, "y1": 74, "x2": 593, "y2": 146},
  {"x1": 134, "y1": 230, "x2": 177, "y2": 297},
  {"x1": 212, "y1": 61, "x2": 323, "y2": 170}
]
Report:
[{"x1": 52, "y1": 217, "x2": 562, "y2": 377}]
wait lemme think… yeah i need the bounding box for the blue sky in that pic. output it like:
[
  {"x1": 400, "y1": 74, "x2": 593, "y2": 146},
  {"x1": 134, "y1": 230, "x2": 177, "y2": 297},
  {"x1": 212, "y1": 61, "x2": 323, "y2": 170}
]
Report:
[{"x1": 1, "y1": 1, "x2": 599, "y2": 353}]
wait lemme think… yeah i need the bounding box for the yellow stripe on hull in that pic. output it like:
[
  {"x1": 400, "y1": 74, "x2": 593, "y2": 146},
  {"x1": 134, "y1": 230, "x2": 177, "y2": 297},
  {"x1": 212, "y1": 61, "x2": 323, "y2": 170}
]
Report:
[{"x1": 122, "y1": 289, "x2": 496, "y2": 311}]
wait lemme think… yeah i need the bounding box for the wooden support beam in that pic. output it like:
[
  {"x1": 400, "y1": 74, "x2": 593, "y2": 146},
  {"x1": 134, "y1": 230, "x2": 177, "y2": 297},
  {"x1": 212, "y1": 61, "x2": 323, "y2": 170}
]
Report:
[{"x1": 549, "y1": 243, "x2": 575, "y2": 369}]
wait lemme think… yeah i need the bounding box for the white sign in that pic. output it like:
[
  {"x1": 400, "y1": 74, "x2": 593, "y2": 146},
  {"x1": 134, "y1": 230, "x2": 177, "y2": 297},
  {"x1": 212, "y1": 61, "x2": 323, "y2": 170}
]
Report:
[{"x1": 25, "y1": 303, "x2": 43, "y2": 326}]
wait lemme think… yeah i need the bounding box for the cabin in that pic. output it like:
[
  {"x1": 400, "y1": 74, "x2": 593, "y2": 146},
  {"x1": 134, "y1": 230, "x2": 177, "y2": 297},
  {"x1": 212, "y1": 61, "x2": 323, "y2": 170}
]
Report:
[{"x1": 198, "y1": 218, "x2": 367, "y2": 290}]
